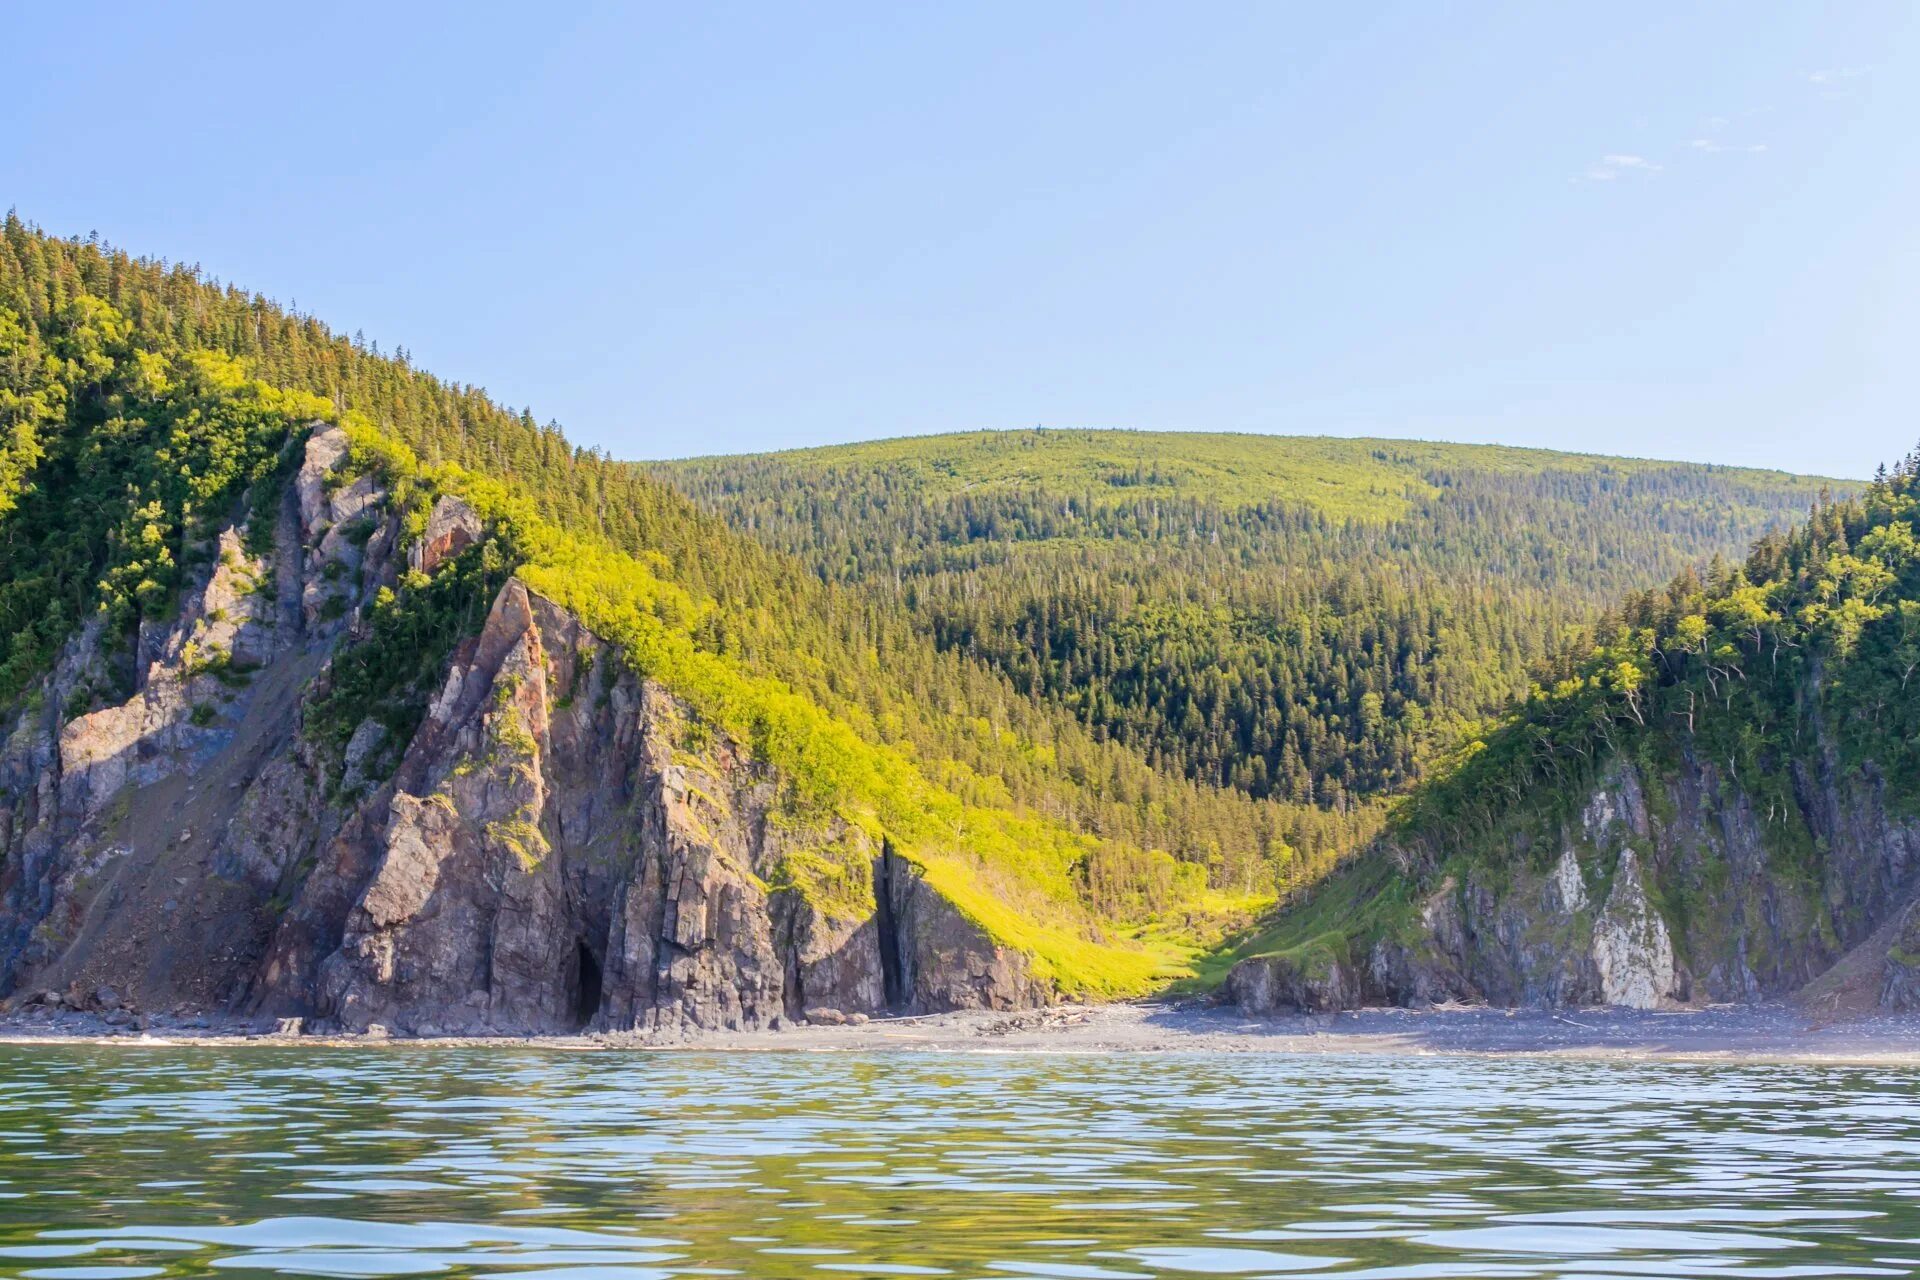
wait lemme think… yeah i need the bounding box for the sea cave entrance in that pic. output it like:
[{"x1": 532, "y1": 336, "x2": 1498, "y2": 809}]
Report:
[{"x1": 572, "y1": 939, "x2": 603, "y2": 1029}]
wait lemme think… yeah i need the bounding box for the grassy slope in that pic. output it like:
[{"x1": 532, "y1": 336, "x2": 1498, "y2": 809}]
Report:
[{"x1": 1173, "y1": 856, "x2": 1408, "y2": 994}]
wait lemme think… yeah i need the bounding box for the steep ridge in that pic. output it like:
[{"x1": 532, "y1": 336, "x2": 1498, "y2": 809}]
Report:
[
  {"x1": 1225, "y1": 452, "x2": 1920, "y2": 1015},
  {"x1": 0, "y1": 222, "x2": 1221, "y2": 1029},
  {"x1": 1, "y1": 422, "x2": 1059, "y2": 1032},
  {"x1": 0, "y1": 217, "x2": 1316, "y2": 935}
]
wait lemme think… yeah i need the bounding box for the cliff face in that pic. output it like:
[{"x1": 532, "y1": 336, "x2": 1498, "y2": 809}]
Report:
[
  {"x1": 0, "y1": 427, "x2": 1049, "y2": 1034},
  {"x1": 1229, "y1": 745, "x2": 1920, "y2": 1016}
]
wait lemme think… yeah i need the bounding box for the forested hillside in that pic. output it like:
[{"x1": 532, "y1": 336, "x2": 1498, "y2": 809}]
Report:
[
  {"x1": 0, "y1": 215, "x2": 1865, "y2": 1016},
  {"x1": 0, "y1": 216, "x2": 1378, "y2": 1012},
  {"x1": 1223, "y1": 449, "x2": 1920, "y2": 1013},
  {"x1": 655, "y1": 431, "x2": 1842, "y2": 812},
  {"x1": 1399, "y1": 463, "x2": 1920, "y2": 842}
]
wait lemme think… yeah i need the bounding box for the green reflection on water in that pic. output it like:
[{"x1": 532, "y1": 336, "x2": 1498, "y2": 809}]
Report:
[{"x1": 0, "y1": 1046, "x2": 1916, "y2": 1279}]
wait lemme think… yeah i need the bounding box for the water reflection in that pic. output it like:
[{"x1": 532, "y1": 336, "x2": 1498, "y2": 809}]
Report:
[{"x1": 0, "y1": 1048, "x2": 1915, "y2": 1277}]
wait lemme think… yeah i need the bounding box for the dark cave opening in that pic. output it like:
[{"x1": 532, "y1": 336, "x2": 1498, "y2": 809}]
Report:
[{"x1": 572, "y1": 939, "x2": 603, "y2": 1029}]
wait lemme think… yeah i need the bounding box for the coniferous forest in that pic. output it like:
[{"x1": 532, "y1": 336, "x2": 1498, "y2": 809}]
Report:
[
  {"x1": 655, "y1": 432, "x2": 1838, "y2": 815},
  {"x1": 0, "y1": 216, "x2": 1861, "y2": 981}
]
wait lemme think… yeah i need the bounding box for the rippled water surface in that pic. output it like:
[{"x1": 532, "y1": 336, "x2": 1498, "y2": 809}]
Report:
[{"x1": 2, "y1": 1047, "x2": 1919, "y2": 1278}]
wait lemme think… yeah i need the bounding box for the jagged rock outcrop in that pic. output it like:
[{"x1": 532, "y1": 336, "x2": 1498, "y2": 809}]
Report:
[
  {"x1": 887, "y1": 853, "x2": 1051, "y2": 1012},
  {"x1": 1880, "y1": 906, "x2": 1920, "y2": 1009},
  {"x1": 1227, "y1": 939, "x2": 1359, "y2": 1015},
  {"x1": 0, "y1": 425, "x2": 1052, "y2": 1033},
  {"x1": 408, "y1": 495, "x2": 482, "y2": 574},
  {"x1": 0, "y1": 441, "x2": 336, "y2": 1010},
  {"x1": 1230, "y1": 748, "x2": 1920, "y2": 1015},
  {"x1": 269, "y1": 576, "x2": 1053, "y2": 1036}
]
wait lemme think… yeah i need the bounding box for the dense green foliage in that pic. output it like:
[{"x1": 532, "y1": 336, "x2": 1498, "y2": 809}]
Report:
[
  {"x1": 1403, "y1": 454, "x2": 1920, "y2": 845},
  {"x1": 0, "y1": 214, "x2": 1877, "y2": 999},
  {"x1": 0, "y1": 216, "x2": 1383, "y2": 905},
  {"x1": 1223, "y1": 445, "x2": 1920, "y2": 987},
  {"x1": 657, "y1": 430, "x2": 1837, "y2": 808},
  {"x1": 0, "y1": 292, "x2": 327, "y2": 709},
  {"x1": 0, "y1": 216, "x2": 1330, "y2": 992}
]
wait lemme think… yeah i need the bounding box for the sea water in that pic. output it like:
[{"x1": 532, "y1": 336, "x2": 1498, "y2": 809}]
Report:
[{"x1": 1, "y1": 1045, "x2": 1915, "y2": 1278}]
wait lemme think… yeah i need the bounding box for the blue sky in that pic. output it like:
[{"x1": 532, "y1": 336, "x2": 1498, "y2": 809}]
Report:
[{"x1": 5, "y1": 3, "x2": 1916, "y2": 478}]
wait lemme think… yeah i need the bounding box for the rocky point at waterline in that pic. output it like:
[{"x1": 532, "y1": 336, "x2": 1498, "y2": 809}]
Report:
[
  {"x1": 1227, "y1": 696, "x2": 1920, "y2": 1018},
  {"x1": 0, "y1": 426, "x2": 1050, "y2": 1037}
]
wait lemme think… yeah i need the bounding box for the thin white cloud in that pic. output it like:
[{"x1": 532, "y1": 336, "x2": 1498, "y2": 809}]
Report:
[
  {"x1": 1580, "y1": 154, "x2": 1661, "y2": 182},
  {"x1": 1575, "y1": 71, "x2": 1836, "y2": 186}
]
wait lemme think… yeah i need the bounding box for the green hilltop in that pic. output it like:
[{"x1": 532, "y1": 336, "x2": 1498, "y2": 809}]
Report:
[
  {"x1": 653, "y1": 429, "x2": 1845, "y2": 843},
  {"x1": 666, "y1": 426, "x2": 1839, "y2": 523}
]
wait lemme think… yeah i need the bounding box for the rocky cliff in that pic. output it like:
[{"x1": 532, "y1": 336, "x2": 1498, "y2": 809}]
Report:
[
  {"x1": 1228, "y1": 745, "x2": 1920, "y2": 1016},
  {"x1": 0, "y1": 426, "x2": 1052, "y2": 1034}
]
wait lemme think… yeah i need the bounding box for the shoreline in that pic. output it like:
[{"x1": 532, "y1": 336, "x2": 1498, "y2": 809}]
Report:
[{"x1": 7, "y1": 1000, "x2": 1920, "y2": 1063}]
